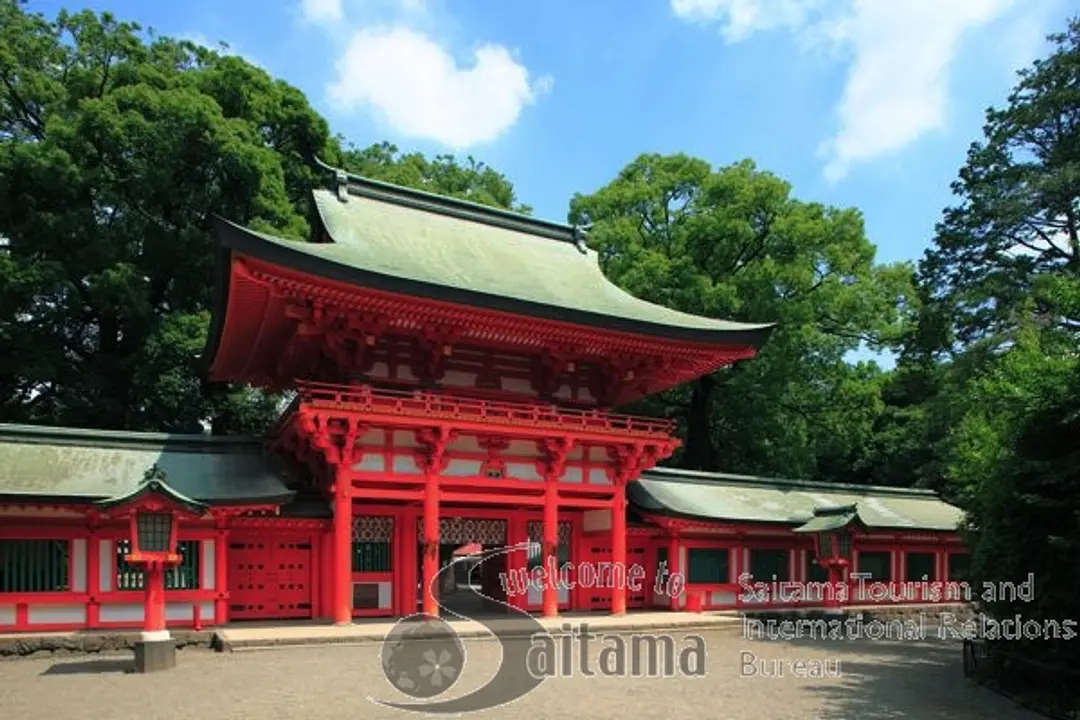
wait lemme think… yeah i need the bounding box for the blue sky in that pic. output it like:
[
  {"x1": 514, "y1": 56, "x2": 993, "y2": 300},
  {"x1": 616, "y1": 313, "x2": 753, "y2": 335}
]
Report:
[{"x1": 31, "y1": 0, "x2": 1072, "y2": 268}]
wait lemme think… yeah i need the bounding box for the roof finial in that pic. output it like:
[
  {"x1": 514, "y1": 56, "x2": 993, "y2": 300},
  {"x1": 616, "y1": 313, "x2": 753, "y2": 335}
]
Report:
[
  {"x1": 143, "y1": 464, "x2": 167, "y2": 484},
  {"x1": 572, "y1": 223, "x2": 592, "y2": 254},
  {"x1": 334, "y1": 170, "x2": 349, "y2": 203}
]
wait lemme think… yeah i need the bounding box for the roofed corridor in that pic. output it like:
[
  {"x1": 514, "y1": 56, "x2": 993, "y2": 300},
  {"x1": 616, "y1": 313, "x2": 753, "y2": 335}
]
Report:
[{"x1": 0, "y1": 631, "x2": 1041, "y2": 720}]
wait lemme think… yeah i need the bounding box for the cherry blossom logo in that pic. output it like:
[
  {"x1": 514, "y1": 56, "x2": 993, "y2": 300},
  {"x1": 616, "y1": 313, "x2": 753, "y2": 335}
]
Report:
[{"x1": 371, "y1": 542, "x2": 547, "y2": 713}]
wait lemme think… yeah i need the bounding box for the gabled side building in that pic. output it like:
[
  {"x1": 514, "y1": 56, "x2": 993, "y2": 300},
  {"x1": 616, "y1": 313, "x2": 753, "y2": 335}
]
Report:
[{"x1": 0, "y1": 165, "x2": 966, "y2": 633}]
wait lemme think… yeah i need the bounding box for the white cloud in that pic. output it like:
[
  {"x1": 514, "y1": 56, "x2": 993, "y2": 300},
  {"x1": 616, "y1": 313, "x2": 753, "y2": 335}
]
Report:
[
  {"x1": 671, "y1": 0, "x2": 827, "y2": 41},
  {"x1": 670, "y1": 0, "x2": 1020, "y2": 182},
  {"x1": 301, "y1": 0, "x2": 343, "y2": 24},
  {"x1": 326, "y1": 25, "x2": 550, "y2": 148}
]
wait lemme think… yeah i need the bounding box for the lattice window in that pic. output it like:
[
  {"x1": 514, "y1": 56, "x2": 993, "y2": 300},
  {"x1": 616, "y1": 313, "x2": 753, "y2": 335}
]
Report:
[
  {"x1": 0, "y1": 539, "x2": 70, "y2": 593},
  {"x1": 417, "y1": 518, "x2": 507, "y2": 545},
  {"x1": 353, "y1": 516, "x2": 393, "y2": 572},
  {"x1": 856, "y1": 551, "x2": 892, "y2": 581},
  {"x1": 906, "y1": 552, "x2": 936, "y2": 582},
  {"x1": 352, "y1": 517, "x2": 394, "y2": 542},
  {"x1": 526, "y1": 521, "x2": 572, "y2": 569},
  {"x1": 116, "y1": 539, "x2": 201, "y2": 590},
  {"x1": 526, "y1": 520, "x2": 572, "y2": 544},
  {"x1": 749, "y1": 549, "x2": 790, "y2": 582},
  {"x1": 136, "y1": 513, "x2": 172, "y2": 553},
  {"x1": 687, "y1": 548, "x2": 729, "y2": 584}
]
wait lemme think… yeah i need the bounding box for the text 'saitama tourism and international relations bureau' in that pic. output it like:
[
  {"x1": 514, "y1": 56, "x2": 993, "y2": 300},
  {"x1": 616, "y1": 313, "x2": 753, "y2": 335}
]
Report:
[{"x1": 0, "y1": 163, "x2": 966, "y2": 633}]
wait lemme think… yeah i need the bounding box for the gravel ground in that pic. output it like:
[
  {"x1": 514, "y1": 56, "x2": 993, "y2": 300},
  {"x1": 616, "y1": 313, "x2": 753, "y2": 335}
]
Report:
[{"x1": 0, "y1": 630, "x2": 1042, "y2": 720}]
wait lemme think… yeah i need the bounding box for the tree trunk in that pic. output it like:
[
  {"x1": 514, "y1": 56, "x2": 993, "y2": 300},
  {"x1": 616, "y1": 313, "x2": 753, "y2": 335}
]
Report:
[{"x1": 683, "y1": 375, "x2": 718, "y2": 470}]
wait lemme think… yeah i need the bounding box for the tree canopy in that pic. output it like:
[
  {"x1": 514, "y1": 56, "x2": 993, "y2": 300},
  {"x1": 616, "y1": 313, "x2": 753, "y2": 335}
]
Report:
[
  {"x1": 570, "y1": 155, "x2": 911, "y2": 480},
  {"x1": 0, "y1": 2, "x2": 524, "y2": 434},
  {"x1": 902, "y1": 18, "x2": 1080, "y2": 677}
]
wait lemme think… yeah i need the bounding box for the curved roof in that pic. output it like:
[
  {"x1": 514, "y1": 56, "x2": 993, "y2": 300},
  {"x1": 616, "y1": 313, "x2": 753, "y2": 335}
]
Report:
[
  {"x1": 0, "y1": 424, "x2": 295, "y2": 506},
  {"x1": 209, "y1": 166, "x2": 773, "y2": 348},
  {"x1": 629, "y1": 467, "x2": 963, "y2": 532}
]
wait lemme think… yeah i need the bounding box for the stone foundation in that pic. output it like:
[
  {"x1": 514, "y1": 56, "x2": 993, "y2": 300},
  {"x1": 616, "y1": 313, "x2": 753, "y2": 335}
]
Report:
[{"x1": 0, "y1": 630, "x2": 214, "y2": 659}]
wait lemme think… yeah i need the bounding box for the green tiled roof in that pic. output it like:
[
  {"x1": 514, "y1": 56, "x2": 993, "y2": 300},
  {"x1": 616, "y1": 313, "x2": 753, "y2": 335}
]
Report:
[
  {"x1": 792, "y1": 505, "x2": 860, "y2": 533},
  {"x1": 630, "y1": 468, "x2": 963, "y2": 532},
  {"x1": 0, "y1": 424, "x2": 295, "y2": 505},
  {"x1": 211, "y1": 166, "x2": 773, "y2": 346},
  {"x1": 95, "y1": 466, "x2": 209, "y2": 515}
]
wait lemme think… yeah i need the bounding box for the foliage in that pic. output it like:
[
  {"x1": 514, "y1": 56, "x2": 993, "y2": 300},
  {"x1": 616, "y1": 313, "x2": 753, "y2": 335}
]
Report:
[
  {"x1": 908, "y1": 17, "x2": 1080, "y2": 674},
  {"x1": 340, "y1": 141, "x2": 531, "y2": 214},
  {"x1": 919, "y1": 18, "x2": 1080, "y2": 353},
  {"x1": 956, "y1": 340, "x2": 1080, "y2": 668},
  {"x1": 570, "y1": 154, "x2": 911, "y2": 479},
  {"x1": 0, "y1": 3, "x2": 523, "y2": 434}
]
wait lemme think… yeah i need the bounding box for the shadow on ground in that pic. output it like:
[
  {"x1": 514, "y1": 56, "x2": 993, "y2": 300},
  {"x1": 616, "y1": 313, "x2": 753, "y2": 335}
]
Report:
[
  {"x1": 768, "y1": 638, "x2": 1041, "y2": 720},
  {"x1": 40, "y1": 658, "x2": 133, "y2": 676}
]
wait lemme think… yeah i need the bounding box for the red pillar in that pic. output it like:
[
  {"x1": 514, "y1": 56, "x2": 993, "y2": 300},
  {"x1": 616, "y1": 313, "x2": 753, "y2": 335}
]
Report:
[
  {"x1": 542, "y1": 478, "x2": 559, "y2": 617},
  {"x1": 87, "y1": 531, "x2": 100, "y2": 629},
  {"x1": 333, "y1": 471, "x2": 353, "y2": 625},
  {"x1": 214, "y1": 528, "x2": 228, "y2": 625},
  {"x1": 143, "y1": 564, "x2": 166, "y2": 634},
  {"x1": 422, "y1": 473, "x2": 440, "y2": 617},
  {"x1": 611, "y1": 485, "x2": 627, "y2": 616},
  {"x1": 667, "y1": 533, "x2": 680, "y2": 610},
  {"x1": 402, "y1": 512, "x2": 418, "y2": 616},
  {"x1": 507, "y1": 513, "x2": 527, "y2": 611}
]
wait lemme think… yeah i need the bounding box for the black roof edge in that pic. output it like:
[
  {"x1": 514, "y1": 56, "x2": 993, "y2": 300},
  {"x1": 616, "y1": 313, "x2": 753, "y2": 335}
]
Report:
[
  {"x1": 638, "y1": 467, "x2": 944, "y2": 499},
  {"x1": 199, "y1": 227, "x2": 234, "y2": 376},
  {"x1": 212, "y1": 217, "x2": 776, "y2": 348},
  {"x1": 313, "y1": 157, "x2": 583, "y2": 245}
]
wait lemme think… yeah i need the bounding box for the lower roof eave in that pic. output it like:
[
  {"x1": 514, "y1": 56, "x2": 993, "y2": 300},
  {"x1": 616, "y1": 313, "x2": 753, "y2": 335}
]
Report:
[{"x1": 635, "y1": 507, "x2": 800, "y2": 530}]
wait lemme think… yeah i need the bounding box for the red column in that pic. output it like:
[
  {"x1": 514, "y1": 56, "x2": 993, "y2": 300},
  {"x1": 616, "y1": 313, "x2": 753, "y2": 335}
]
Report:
[
  {"x1": 667, "y1": 533, "x2": 680, "y2": 610},
  {"x1": 215, "y1": 529, "x2": 228, "y2": 625},
  {"x1": 333, "y1": 471, "x2": 353, "y2": 625},
  {"x1": 402, "y1": 512, "x2": 418, "y2": 616},
  {"x1": 507, "y1": 513, "x2": 527, "y2": 610},
  {"x1": 144, "y1": 563, "x2": 166, "y2": 634},
  {"x1": 422, "y1": 473, "x2": 440, "y2": 617},
  {"x1": 87, "y1": 531, "x2": 100, "y2": 629},
  {"x1": 611, "y1": 485, "x2": 627, "y2": 616},
  {"x1": 542, "y1": 478, "x2": 559, "y2": 617}
]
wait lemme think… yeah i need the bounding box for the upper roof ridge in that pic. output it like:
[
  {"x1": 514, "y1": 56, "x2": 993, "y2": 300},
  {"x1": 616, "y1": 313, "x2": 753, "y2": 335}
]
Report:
[{"x1": 313, "y1": 157, "x2": 589, "y2": 248}]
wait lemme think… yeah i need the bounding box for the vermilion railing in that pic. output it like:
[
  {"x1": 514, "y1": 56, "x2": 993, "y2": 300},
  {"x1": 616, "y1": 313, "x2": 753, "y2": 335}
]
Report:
[{"x1": 295, "y1": 380, "x2": 676, "y2": 437}]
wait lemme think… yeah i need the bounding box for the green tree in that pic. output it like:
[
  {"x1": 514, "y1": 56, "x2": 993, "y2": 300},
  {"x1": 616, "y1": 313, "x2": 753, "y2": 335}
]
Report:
[
  {"x1": 919, "y1": 18, "x2": 1080, "y2": 353},
  {"x1": 905, "y1": 18, "x2": 1080, "y2": 688},
  {"x1": 0, "y1": 3, "x2": 335, "y2": 433},
  {"x1": 341, "y1": 141, "x2": 531, "y2": 213},
  {"x1": 0, "y1": 4, "x2": 532, "y2": 435},
  {"x1": 570, "y1": 154, "x2": 911, "y2": 479},
  {"x1": 947, "y1": 332, "x2": 1080, "y2": 671}
]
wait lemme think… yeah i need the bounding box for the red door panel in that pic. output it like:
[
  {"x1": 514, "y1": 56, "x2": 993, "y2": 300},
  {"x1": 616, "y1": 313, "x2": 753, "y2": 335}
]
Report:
[{"x1": 228, "y1": 534, "x2": 313, "y2": 621}]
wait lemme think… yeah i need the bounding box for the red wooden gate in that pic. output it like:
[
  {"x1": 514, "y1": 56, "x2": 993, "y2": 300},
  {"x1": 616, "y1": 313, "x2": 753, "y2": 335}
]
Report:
[
  {"x1": 228, "y1": 534, "x2": 314, "y2": 620},
  {"x1": 580, "y1": 537, "x2": 648, "y2": 611}
]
